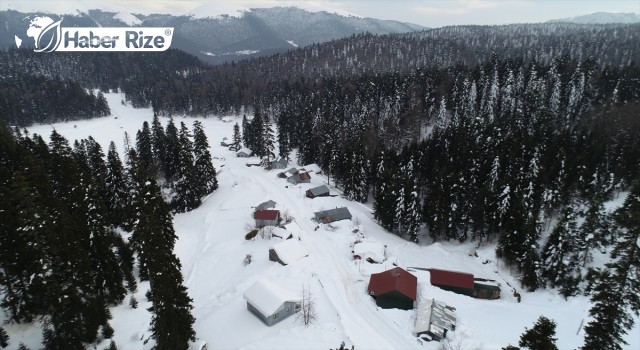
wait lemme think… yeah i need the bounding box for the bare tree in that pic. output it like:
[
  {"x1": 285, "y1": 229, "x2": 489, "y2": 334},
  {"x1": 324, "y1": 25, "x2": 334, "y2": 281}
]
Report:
[{"x1": 296, "y1": 284, "x2": 317, "y2": 326}]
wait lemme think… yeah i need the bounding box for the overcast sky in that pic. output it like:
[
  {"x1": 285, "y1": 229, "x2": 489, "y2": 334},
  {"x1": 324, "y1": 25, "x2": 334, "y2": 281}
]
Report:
[{"x1": 3, "y1": 0, "x2": 639, "y2": 27}]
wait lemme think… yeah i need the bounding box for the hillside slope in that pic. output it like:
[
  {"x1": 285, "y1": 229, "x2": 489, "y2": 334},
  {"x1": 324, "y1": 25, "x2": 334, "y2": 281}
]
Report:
[{"x1": 4, "y1": 93, "x2": 637, "y2": 350}]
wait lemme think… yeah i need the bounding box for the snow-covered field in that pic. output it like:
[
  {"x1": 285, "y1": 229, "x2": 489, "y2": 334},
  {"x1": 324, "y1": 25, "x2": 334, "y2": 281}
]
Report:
[{"x1": 6, "y1": 93, "x2": 639, "y2": 349}]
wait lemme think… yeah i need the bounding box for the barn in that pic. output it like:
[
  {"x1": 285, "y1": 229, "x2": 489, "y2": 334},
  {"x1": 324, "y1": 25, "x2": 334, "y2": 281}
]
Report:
[
  {"x1": 270, "y1": 158, "x2": 288, "y2": 169},
  {"x1": 306, "y1": 185, "x2": 330, "y2": 198},
  {"x1": 254, "y1": 209, "x2": 280, "y2": 228},
  {"x1": 243, "y1": 279, "x2": 301, "y2": 326},
  {"x1": 286, "y1": 171, "x2": 311, "y2": 184},
  {"x1": 313, "y1": 207, "x2": 352, "y2": 224},
  {"x1": 367, "y1": 267, "x2": 417, "y2": 310},
  {"x1": 428, "y1": 268, "x2": 475, "y2": 296},
  {"x1": 473, "y1": 278, "x2": 501, "y2": 299}
]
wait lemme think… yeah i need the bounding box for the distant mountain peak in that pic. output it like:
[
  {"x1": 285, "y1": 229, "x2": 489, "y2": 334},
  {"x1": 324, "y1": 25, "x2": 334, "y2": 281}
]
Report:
[{"x1": 547, "y1": 12, "x2": 640, "y2": 24}]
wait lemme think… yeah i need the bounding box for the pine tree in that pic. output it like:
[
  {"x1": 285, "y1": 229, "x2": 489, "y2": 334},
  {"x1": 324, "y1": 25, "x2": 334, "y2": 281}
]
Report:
[
  {"x1": 0, "y1": 170, "x2": 49, "y2": 322},
  {"x1": 136, "y1": 121, "x2": 154, "y2": 178},
  {"x1": 541, "y1": 208, "x2": 581, "y2": 297},
  {"x1": 250, "y1": 110, "x2": 265, "y2": 157},
  {"x1": 172, "y1": 122, "x2": 201, "y2": 213},
  {"x1": 232, "y1": 122, "x2": 242, "y2": 151},
  {"x1": 192, "y1": 120, "x2": 218, "y2": 195},
  {"x1": 105, "y1": 142, "x2": 130, "y2": 227},
  {"x1": 163, "y1": 118, "x2": 180, "y2": 184},
  {"x1": 277, "y1": 111, "x2": 291, "y2": 161},
  {"x1": 0, "y1": 326, "x2": 9, "y2": 348},
  {"x1": 132, "y1": 179, "x2": 195, "y2": 350},
  {"x1": 582, "y1": 184, "x2": 640, "y2": 350},
  {"x1": 123, "y1": 148, "x2": 143, "y2": 231},
  {"x1": 241, "y1": 114, "x2": 251, "y2": 148},
  {"x1": 261, "y1": 117, "x2": 276, "y2": 166},
  {"x1": 151, "y1": 113, "x2": 166, "y2": 179},
  {"x1": 516, "y1": 316, "x2": 558, "y2": 350}
]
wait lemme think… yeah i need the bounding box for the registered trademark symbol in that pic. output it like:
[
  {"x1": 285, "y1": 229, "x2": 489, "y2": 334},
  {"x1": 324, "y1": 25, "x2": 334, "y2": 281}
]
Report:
[{"x1": 165, "y1": 29, "x2": 172, "y2": 36}]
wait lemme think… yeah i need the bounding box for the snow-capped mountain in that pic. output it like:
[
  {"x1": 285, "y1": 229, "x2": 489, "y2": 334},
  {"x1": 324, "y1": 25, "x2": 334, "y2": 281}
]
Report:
[
  {"x1": 547, "y1": 12, "x2": 640, "y2": 24},
  {"x1": 0, "y1": 7, "x2": 425, "y2": 64}
]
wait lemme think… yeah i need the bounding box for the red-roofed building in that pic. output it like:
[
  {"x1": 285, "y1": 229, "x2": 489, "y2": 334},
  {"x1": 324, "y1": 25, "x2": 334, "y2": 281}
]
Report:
[
  {"x1": 367, "y1": 267, "x2": 417, "y2": 310},
  {"x1": 428, "y1": 268, "x2": 475, "y2": 296},
  {"x1": 254, "y1": 209, "x2": 280, "y2": 228}
]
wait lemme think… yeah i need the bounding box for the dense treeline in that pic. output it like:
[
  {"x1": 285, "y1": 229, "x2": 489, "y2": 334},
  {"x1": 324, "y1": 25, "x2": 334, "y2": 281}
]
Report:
[
  {"x1": 226, "y1": 23, "x2": 640, "y2": 81},
  {"x1": 0, "y1": 75, "x2": 110, "y2": 126},
  {"x1": 0, "y1": 116, "x2": 219, "y2": 348},
  {"x1": 1, "y1": 23, "x2": 638, "y2": 124},
  {"x1": 0, "y1": 48, "x2": 206, "y2": 126}
]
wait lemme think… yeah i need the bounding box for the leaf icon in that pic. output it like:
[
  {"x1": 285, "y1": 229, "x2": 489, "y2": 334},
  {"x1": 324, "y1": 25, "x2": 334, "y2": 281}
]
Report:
[{"x1": 34, "y1": 19, "x2": 62, "y2": 53}]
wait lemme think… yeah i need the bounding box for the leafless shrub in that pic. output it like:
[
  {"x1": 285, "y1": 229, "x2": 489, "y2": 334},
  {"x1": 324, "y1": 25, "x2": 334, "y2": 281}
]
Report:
[{"x1": 296, "y1": 284, "x2": 317, "y2": 326}]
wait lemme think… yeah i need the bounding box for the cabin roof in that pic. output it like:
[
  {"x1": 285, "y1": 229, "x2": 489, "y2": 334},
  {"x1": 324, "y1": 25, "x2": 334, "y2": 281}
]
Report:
[{"x1": 243, "y1": 279, "x2": 300, "y2": 316}]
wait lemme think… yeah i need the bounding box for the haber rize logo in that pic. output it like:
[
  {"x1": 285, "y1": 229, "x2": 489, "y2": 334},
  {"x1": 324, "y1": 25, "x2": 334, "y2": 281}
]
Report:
[
  {"x1": 15, "y1": 16, "x2": 62, "y2": 53},
  {"x1": 14, "y1": 15, "x2": 174, "y2": 52}
]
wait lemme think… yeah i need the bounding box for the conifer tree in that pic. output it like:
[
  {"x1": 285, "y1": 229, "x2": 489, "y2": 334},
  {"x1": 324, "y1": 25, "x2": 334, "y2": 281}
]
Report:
[
  {"x1": 277, "y1": 112, "x2": 291, "y2": 161},
  {"x1": 250, "y1": 110, "x2": 265, "y2": 157},
  {"x1": 241, "y1": 114, "x2": 251, "y2": 149},
  {"x1": 163, "y1": 118, "x2": 180, "y2": 184},
  {"x1": 508, "y1": 316, "x2": 558, "y2": 350},
  {"x1": 541, "y1": 208, "x2": 581, "y2": 297},
  {"x1": 0, "y1": 170, "x2": 49, "y2": 323},
  {"x1": 261, "y1": 117, "x2": 276, "y2": 166},
  {"x1": 232, "y1": 122, "x2": 242, "y2": 151},
  {"x1": 136, "y1": 121, "x2": 154, "y2": 178},
  {"x1": 192, "y1": 120, "x2": 218, "y2": 195},
  {"x1": 151, "y1": 113, "x2": 166, "y2": 178},
  {"x1": 172, "y1": 122, "x2": 201, "y2": 212},
  {"x1": 0, "y1": 326, "x2": 8, "y2": 348},
  {"x1": 582, "y1": 184, "x2": 640, "y2": 350},
  {"x1": 105, "y1": 142, "x2": 130, "y2": 227},
  {"x1": 132, "y1": 179, "x2": 196, "y2": 349}
]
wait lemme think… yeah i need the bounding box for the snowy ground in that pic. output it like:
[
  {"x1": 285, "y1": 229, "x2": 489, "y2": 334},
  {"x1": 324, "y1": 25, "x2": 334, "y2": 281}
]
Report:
[{"x1": 5, "y1": 93, "x2": 639, "y2": 350}]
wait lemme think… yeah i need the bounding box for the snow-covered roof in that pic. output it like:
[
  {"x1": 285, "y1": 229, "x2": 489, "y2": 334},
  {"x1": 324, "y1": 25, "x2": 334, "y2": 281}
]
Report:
[
  {"x1": 283, "y1": 221, "x2": 304, "y2": 239},
  {"x1": 353, "y1": 240, "x2": 385, "y2": 263},
  {"x1": 303, "y1": 163, "x2": 322, "y2": 174},
  {"x1": 308, "y1": 185, "x2": 330, "y2": 197},
  {"x1": 414, "y1": 299, "x2": 456, "y2": 338},
  {"x1": 243, "y1": 279, "x2": 301, "y2": 316},
  {"x1": 271, "y1": 239, "x2": 309, "y2": 265},
  {"x1": 256, "y1": 200, "x2": 276, "y2": 210},
  {"x1": 237, "y1": 147, "x2": 253, "y2": 155},
  {"x1": 314, "y1": 207, "x2": 352, "y2": 223},
  {"x1": 284, "y1": 167, "x2": 298, "y2": 175}
]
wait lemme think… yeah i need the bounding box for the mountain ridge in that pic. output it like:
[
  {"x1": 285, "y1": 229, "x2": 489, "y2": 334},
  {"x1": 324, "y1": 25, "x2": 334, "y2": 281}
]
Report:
[
  {"x1": 547, "y1": 12, "x2": 640, "y2": 24},
  {"x1": 0, "y1": 7, "x2": 426, "y2": 64}
]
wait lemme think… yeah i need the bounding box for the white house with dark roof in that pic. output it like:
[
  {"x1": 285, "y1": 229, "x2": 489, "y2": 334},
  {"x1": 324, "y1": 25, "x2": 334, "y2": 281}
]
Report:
[{"x1": 243, "y1": 279, "x2": 301, "y2": 326}]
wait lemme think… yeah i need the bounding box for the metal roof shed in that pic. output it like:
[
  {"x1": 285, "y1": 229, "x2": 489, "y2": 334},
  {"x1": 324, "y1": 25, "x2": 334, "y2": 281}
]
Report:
[
  {"x1": 428, "y1": 268, "x2": 475, "y2": 296},
  {"x1": 313, "y1": 207, "x2": 352, "y2": 224},
  {"x1": 306, "y1": 185, "x2": 330, "y2": 198}
]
